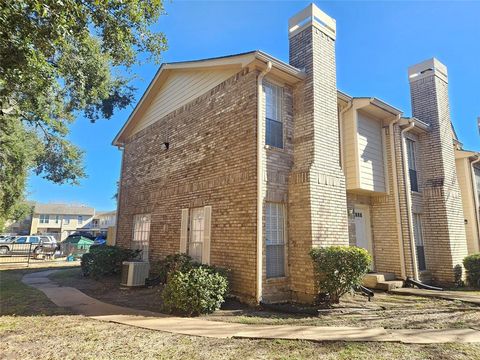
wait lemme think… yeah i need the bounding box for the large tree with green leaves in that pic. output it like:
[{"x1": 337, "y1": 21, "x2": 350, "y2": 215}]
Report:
[{"x1": 0, "y1": 0, "x2": 167, "y2": 224}]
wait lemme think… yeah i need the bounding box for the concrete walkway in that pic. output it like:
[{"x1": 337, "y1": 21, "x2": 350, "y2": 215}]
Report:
[
  {"x1": 22, "y1": 270, "x2": 480, "y2": 344},
  {"x1": 391, "y1": 288, "x2": 480, "y2": 305}
]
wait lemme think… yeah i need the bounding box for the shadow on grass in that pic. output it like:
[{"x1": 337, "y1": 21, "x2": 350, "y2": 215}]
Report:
[{"x1": 0, "y1": 267, "x2": 77, "y2": 316}]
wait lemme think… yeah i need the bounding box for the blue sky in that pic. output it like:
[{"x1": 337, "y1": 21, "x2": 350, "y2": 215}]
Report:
[{"x1": 27, "y1": 1, "x2": 480, "y2": 210}]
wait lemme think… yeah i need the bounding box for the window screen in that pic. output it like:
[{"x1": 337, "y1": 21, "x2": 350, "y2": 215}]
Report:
[
  {"x1": 264, "y1": 82, "x2": 283, "y2": 149},
  {"x1": 406, "y1": 139, "x2": 419, "y2": 192},
  {"x1": 132, "y1": 214, "x2": 151, "y2": 261},
  {"x1": 413, "y1": 213, "x2": 426, "y2": 271},
  {"x1": 189, "y1": 207, "x2": 204, "y2": 262},
  {"x1": 266, "y1": 203, "x2": 285, "y2": 278}
]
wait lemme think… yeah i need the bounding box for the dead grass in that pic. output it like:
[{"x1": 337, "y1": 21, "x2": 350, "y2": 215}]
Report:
[
  {"x1": 2, "y1": 265, "x2": 480, "y2": 359},
  {"x1": 2, "y1": 315, "x2": 480, "y2": 360}
]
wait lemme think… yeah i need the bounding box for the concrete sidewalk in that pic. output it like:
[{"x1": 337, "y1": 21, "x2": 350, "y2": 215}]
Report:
[
  {"x1": 390, "y1": 288, "x2": 480, "y2": 305},
  {"x1": 22, "y1": 270, "x2": 480, "y2": 344}
]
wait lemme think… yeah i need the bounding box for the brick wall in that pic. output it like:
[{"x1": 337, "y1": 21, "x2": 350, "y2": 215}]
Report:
[
  {"x1": 288, "y1": 23, "x2": 349, "y2": 302},
  {"x1": 410, "y1": 67, "x2": 469, "y2": 284},
  {"x1": 117, "y1": 68, "x2": 259, "y2": 301}
]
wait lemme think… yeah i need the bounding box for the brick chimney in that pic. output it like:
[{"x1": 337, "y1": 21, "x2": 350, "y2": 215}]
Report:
[
  {"x1": 287, "y1": 4, "x2": 349, "y2": 301},
  {"x1": 408, "y1": 58, "x2": 468, "y2": 284}
]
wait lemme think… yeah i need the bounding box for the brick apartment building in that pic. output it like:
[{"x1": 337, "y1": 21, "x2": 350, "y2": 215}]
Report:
[{"x1": 113, "y1": 4, "x2": 480, "y2": 303}]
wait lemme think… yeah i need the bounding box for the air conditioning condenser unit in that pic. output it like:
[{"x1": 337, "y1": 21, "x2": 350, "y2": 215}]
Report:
[{"x1": 121, "y1": 261, "x2": 150, "y2": 287}]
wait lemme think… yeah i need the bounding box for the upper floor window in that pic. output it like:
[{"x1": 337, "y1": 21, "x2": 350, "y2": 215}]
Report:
[
  {"x1": 39, "y1": 214, "x2": 49, "y2": 224},
  {"x1": 406, "y1": 138, "x2": 419, "y2": 192},
  {"x1": 78, "y1": 216, "x2": 83, "y2": 225},
  {"x1": 55, "y1": 215, "x2": 60, "y2": 224},
  {"x1": 475, "y1": 166, "x2": 480, "y2": 205},
  {"x1": 64, "y1": 216, "x2": 70, "y2": 225},
  {"x1": 264, "y1": 82, "x2": 283, "y2": 149}
]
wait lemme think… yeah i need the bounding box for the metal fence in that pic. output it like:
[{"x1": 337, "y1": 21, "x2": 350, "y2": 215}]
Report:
[{"x1": 0, "y1": 243, "x2": 34, "y2": 265}]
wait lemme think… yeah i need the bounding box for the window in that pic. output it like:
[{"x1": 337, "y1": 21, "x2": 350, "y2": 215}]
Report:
[
  {"x1": 189, "y1": 207, "x2": 205, "y2": 262},
  {"x1": 78, "y1": 216, "x2": 83, "y2": 225},
  {"x1": 64, "y1": 216, "x2": 70, "y2": 225},
  {"x1": 15, "y1": 237, "x2": 27, "y2": 244},
  {"x1": 132, "y1": 214, "x2": 151, "y2": 260},
  {"x1": 264, "y1": 82, "x2": 283, "y2": 149},
  {"x1": 413, "y1": 213, "x2": 426, "y2": 271},
  {"x1": 39, "y1": 214, "x2": 49, "y2": 224},
  {"x1": 28, "y1": 237, "x2": 40, "y2": 244},
  {"x1": 406, "y1": 139, "x2": 419, "y2": 192},
  {"x1": 475, "y1": 167, "x2": 480, "y2": 206},
  {"x1": 266, "y1": 203, "x2": 285, "y2": 278},
  {"x1": 55, "y1": 215, "x2": 60, "y2": 224}
]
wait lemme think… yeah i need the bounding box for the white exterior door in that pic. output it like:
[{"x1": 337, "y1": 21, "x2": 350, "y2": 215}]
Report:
[{"x1": 354, "y1": 206, "x2": 373, "y2": 258}]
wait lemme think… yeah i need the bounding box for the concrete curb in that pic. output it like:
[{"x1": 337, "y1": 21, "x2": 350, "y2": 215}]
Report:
[{"x1": 22, "y1": 270, "x2": 480, "y2": 344}]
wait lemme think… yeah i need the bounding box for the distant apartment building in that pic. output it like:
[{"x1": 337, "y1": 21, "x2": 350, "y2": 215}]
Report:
[
  {"x1": 30, "y1": 203, "x2": 95, "y2": 241},
  {"x1": 81, "y1": 210, "x2": 116, "y2": 236}
]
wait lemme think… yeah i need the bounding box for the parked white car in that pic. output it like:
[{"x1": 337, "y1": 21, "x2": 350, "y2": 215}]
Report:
[{"x1": 0, "y1": 236, "x2": 41, "y2": 255}]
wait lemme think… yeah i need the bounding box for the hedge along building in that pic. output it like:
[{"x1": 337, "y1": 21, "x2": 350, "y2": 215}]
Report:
[{"x1": 113, "y1": 3, "x2": 480, "y2": 303}]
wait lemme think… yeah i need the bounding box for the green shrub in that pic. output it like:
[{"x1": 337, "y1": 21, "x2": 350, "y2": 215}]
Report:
[
  {"x1": 151, "y1": 253, "x2": 231, "y2": 287},
  {"x1": 453, "y1": 264, "x2": 464, "y2": 288},
  {"x1": 309, "y1": 246, "x2": 372, "y2": 305},
  {"x1": 463, "y1": 254, "x2": 480, "y2": 288},
  {"x1": 151, "y1": 254, "x2": 198, "y2": 284},
  {"x1": 162, "y1": 266, "x2": 228, "y2": 316},
  {"x1": 81, "y1": 246, "x2": 140, "y2": 279}
]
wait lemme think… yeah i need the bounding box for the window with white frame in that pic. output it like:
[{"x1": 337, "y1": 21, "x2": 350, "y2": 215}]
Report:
[
  {"x1": 55, "y1": 215, "x2": 60, "y2": 224},
  {"x1": 64, "y1": 216, "x2": 70, "y2": 225},
  {"x1": 406, "y1": 138, "x2": 419, "y2": 192},
  {"x1": 39, "y1": 214, "x2": 49, "y2": 224},
  {"x1": 264, "y1": 82, "x2": 283, "y2": 149},
  {"x1": 413, "y1": 213, "x2": 426, "y2": 271},
  {"x1": 78, "y1": 215, "x2": 83, "y2": 225},
  {"x1": 265, "y1": 202, "x2": 285, "y2": 278},
  {"x1": 189, "y1": 207, "x2": 205, "y2": 262},
  {"x1": 132, "y1": 214, "x2": 151, "y2": 261}
]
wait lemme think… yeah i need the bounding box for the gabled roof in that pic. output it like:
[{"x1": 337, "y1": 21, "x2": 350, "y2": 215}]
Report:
[
  {"x1": 112, "y1": 50, "x2": 306, "y2": 146},
  {"x1": 34, "y1": 203, "x2": 95, "y2": 216}
]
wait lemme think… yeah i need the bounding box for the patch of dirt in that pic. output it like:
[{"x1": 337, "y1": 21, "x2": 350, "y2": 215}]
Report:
[
  {"x1": 50, "y1": 269, "x2": 480, "y2": 330},
  {"x1": 51, "y1": 268, "x2": 164, "y2": 313}
]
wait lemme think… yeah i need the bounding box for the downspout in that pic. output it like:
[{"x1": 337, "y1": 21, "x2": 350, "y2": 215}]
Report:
[
  {"x1": 388, "y1": 115, "x2": 407, "y2": 279},
  {"x1": 400, "y1": 120, "x2": 419, "y2": 281},
  {"x1": 114, "y1": 145, "x2": 125, "y2": 246},
  {"x1": 256, "y1": 61, "x2": 272, "y2": 303},
  {"x1": 339, "y1": 101, "x2": 353, "y2": 169},
  {"x1": 471, "y1": 154, "x2": 480, "y2": 253}
]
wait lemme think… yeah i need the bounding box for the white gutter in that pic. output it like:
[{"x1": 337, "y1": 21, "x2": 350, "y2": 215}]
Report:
[
  {"x1": 388, "y1": 115, "x2": 407, "y2": 279},
  {"x1": 400, "y1": 120, "x2": 419, "y2": 281},
  {"x1": 256, "y1": 61, "x2": 272, "y2": 303},
  {"x1": 339, "y1": 101, "x2": 353, "y2": 169},
  {"x1": 114, "y1": 145, "x2": 125, "y2": 246},
  {"x1": 471, "y1": 154, "x2": 480, "y2": 253}
]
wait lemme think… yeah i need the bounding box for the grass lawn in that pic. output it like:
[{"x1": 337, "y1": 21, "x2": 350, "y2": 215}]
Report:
[{"x1": 1, "y1": 265, "x2": 480, "y2": 359}]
